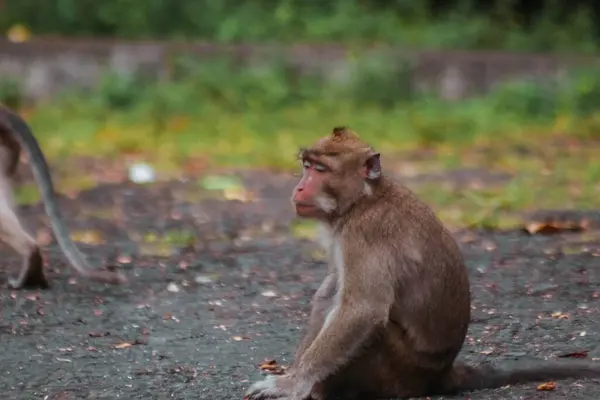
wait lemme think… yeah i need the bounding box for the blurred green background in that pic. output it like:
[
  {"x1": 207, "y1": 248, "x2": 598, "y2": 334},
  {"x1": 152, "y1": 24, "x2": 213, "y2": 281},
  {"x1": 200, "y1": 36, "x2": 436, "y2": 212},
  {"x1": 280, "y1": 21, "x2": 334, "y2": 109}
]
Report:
[{"x1": 1, "y1": 0, "x2": 599, "y2": 230}]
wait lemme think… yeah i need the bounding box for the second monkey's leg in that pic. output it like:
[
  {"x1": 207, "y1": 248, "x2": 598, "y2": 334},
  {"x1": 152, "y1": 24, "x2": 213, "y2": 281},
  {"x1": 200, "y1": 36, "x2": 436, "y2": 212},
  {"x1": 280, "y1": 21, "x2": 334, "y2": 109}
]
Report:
[{"x1": 0, "y1": 175, "x2": 49, "y2": 289}]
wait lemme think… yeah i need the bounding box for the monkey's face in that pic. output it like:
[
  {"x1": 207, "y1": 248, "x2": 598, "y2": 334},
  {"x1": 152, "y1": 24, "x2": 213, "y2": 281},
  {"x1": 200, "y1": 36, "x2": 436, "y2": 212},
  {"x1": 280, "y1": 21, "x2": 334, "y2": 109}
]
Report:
[
  {"x1": 291, "y1": 148, "x2": 381, "y2": 220},
  {"x1": 291, "y1": 127, "x2": 382, "y2": 221},
  {"x1": 291, "y1": 154, "x2": 336, "y2": 220}
]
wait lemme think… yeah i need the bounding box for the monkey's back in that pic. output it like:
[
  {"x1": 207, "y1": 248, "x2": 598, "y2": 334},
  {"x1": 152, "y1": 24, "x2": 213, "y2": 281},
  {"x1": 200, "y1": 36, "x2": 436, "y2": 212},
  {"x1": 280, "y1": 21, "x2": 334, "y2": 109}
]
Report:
[{"x1": 354, "y1": 176, "x2": 471, "y2": 370}]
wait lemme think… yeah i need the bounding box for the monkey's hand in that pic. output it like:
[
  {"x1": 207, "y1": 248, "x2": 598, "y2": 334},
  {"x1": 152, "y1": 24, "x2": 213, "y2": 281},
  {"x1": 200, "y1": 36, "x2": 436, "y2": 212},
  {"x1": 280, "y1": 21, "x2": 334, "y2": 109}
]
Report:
[
  {"x1": 244, "y1": 374, "x2": 294, "y2": 399},
  {"x1": 288, "y1": 374, "x2": 321, "y2": 400}
]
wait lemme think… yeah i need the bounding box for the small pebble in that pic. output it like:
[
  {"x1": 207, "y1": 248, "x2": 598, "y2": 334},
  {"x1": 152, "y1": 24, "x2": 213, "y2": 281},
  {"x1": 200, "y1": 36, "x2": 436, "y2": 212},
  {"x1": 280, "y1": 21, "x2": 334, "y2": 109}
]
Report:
[
  {"x1": 167, "y1": 282, "x2": 180, "y2": 293},
  {"x1": 195, "y1": 275, "x2": 213, "y2": 284},
  {"x1": 128, "y1": 163, "x2": 156, "y2": 184}
]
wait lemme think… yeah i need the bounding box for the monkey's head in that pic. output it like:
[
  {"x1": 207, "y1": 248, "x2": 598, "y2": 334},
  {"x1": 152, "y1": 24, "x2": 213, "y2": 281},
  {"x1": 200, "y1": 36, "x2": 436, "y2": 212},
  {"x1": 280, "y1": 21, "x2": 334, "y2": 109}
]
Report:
[{"x1": 291, "y1": 126, "x2": 381, "y2": 221}]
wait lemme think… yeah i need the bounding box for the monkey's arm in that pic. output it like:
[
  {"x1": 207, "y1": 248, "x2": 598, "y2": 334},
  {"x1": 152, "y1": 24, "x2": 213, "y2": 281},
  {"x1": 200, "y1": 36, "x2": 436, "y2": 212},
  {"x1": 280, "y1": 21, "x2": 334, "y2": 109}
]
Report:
[
  {"x1": 291, "y1": 252, "x2": 395, "y2": 398},
  {"x1": 293, "y1": 273, "x2": 338, "y2": 364}
]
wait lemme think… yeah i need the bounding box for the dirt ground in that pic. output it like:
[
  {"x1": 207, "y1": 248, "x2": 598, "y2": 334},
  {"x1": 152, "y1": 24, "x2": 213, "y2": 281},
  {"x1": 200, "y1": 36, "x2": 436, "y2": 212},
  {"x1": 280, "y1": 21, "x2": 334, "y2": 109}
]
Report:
[{"x1": 1, "y1": 169, "x2": 600, "y2": 400}]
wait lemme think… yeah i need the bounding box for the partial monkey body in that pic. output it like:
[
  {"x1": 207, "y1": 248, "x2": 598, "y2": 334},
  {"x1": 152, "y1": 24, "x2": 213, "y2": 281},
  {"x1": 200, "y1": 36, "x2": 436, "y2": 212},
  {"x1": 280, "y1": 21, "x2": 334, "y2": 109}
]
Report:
[
  {"x1": 0, "y1": 105, "x2": 127, "y2": 289},
  {"x1": 245, "y1": 127, "x2": 600, "y2": 400}
]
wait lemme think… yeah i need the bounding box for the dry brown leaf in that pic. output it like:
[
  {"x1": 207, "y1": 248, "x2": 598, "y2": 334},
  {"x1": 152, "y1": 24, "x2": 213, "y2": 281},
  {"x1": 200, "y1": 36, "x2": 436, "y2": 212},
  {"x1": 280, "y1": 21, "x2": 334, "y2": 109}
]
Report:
[
  {"x1": 88, "y1": 331, "x2": 110, "y2": 338},
  {"x1": 71, "y1": 230, "x2": 104, "y2": 245},
  {"x1": 258, "y1": 359, "x2": 287, "y2": 375},
  {"x1": 536, "y1": 381, "x2": 556, "y2": 391},
  {"x1": 551, "y1": 312, "x2": 569, "y2": 319},
  {"x1": 558, "y1": 350, "x2": 589, "y2": 359},
  {"x1": 114, "y1": 342, "x2": 133, "y2": 349},
  {"x1": 524, "y1": 218, "x2": 588, "y2": 235},
  {"x1": 223, "y1": 187, "x2": 255, "y2": 202}
]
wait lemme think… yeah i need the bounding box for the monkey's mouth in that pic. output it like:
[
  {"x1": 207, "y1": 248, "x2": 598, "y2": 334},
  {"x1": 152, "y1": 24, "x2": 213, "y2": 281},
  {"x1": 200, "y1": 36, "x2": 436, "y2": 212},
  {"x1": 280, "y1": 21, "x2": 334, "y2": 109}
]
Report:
[{"x1": 293, "y1": 202, "x2": 319, "y2": 216}]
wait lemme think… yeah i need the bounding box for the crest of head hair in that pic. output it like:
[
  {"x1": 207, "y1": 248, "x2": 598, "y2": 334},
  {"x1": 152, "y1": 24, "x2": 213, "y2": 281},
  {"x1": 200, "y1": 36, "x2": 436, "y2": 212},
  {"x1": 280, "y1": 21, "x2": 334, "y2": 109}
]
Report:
[{"x1": 331, "y1": 126, "x2": 359, "y2": 142}]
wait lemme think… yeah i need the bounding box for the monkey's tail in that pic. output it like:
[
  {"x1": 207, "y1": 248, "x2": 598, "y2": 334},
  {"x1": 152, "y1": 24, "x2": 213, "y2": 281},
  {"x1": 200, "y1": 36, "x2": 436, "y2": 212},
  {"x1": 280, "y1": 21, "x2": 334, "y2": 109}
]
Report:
[
  {"x1": 4, "y1": 115, "x2": 127, "y2": 285},
  {"x1": 447, "y1": 360, "x2": 600, "y2": 393}
]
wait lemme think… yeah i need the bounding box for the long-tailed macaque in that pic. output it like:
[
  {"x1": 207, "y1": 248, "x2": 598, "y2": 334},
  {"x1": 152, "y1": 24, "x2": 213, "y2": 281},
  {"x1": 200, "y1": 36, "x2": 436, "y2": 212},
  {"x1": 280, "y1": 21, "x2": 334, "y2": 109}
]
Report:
[
  {"x1": 0, "y1": 105, "x2": 127, "y2": 289},
  {"x1": 245, "y1": 127, "x2": 600, "y2": 400}
]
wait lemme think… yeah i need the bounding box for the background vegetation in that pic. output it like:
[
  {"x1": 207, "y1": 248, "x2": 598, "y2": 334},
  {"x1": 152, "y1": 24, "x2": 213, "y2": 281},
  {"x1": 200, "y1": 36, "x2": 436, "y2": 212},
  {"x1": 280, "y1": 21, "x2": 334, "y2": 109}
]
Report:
[
  {"x1": 2, "y1": 0, "x2": 600, "y2": 53},
  {"x1": 0, "y1": 0, "x2": 599, "y2": 229}
]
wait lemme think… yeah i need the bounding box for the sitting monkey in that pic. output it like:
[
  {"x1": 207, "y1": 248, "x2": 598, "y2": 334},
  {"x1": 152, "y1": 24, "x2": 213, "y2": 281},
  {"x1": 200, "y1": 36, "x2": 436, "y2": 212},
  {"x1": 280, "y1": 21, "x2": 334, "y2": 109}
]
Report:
[{"x1": 245, "y1": 127, "x2": 600, "y2": 400}]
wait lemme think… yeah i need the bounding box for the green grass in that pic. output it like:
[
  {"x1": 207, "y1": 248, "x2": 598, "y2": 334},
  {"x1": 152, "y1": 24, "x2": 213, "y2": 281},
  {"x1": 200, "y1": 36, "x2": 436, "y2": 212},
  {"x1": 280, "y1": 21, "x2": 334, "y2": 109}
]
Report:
[{"x1": 9, "y1": 59, "x2": 600, "y2": 231}]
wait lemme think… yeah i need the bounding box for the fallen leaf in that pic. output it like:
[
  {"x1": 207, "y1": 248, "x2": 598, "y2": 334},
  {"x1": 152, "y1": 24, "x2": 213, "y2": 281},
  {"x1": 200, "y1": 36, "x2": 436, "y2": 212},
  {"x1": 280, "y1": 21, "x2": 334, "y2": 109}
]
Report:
[
  {"x1": 223, "y1": 187, "x2": 254, "y2": 202},
  {"x1": 258, "y1": 359, "x2": 287, "y2": 375},
  {"x1": 232, "y1": 336, "x2": 251, "y2": 341},
  {"x1": 536, "y1": 381, "x2": 556, "y2": 391},
  {"x1": 558, "y1": 350, "x2": 588, "y2": 359},
  {"x1": 135, "y1": 368, "x2": 155, "y2": 376},
  {"x1": 163, "y1": 312, "x2": 173, "y2": 320},
  {"x1": 523, "y1": 216, "x2": 589, "y2": 235},
  {"x1": 88, "y1": 331, "x2": 110, "y2": 338},
  {"x1": 133, "y1": 337, "x2": 149, "y2": 345},
  {"x1": 114, "y1": 342, "x2": 133, "y2": 349},
  {"x1": 71, "y1": 230, "x2": 104, "y2": 245},
  {"x1": 551, "y1": 312, "x2": 569, "y2": 319}
]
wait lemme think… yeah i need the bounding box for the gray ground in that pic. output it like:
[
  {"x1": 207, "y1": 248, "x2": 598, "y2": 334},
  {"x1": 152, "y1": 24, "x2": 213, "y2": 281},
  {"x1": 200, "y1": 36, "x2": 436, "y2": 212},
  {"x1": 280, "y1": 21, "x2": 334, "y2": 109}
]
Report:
[{"x1": 0, "y1": 170, "x2": 599, "y2": 400}]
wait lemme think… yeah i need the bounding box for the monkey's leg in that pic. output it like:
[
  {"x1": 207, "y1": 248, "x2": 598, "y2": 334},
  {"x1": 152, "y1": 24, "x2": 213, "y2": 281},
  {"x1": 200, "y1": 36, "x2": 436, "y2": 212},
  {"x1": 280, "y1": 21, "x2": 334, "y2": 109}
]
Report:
[
  {"x1": 0, "y1": 185, "x2": 49, "y2": 289},
  {"x1": 319, "y1": 332, "x2": 448, "y2": 400}
]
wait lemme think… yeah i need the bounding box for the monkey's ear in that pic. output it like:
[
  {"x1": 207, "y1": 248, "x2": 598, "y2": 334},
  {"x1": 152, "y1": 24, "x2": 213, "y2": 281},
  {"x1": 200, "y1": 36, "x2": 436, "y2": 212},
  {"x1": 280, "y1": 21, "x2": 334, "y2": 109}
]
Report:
[{"x1": 364, "y1": 153, "x2": 381, "y2": 180}]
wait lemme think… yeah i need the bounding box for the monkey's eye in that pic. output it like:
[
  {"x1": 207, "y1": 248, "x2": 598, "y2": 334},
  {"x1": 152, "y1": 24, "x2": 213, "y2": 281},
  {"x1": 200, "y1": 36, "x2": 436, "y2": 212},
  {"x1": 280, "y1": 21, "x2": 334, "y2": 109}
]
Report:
[
  {"x1": 314, "y1": 163, "x2": 327, "y2": 172},
  {"x1": 302, "y1": 160, "x2": 312, "y2": 169}
]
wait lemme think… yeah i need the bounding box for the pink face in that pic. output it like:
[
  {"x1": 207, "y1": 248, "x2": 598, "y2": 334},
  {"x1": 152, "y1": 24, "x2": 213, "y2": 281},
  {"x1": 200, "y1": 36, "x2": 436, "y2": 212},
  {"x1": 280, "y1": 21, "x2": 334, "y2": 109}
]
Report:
[
  {"x1": 291, "y1": 156, "x2": 331, "y2": 218},
  {"x1": 290, "y1": 148, "x2": 381, "y2": 219}
]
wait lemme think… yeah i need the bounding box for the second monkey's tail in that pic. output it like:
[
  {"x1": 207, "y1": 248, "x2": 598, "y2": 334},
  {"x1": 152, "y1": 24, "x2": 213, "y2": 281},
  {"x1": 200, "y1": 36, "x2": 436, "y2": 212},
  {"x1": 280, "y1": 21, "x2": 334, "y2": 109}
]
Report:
[
  {"x1": 446, "y1": 360, "x2": 600, "y2": 394},
  {"x1": 2, "y1": 110, "x2": 127, "y2": 284}
]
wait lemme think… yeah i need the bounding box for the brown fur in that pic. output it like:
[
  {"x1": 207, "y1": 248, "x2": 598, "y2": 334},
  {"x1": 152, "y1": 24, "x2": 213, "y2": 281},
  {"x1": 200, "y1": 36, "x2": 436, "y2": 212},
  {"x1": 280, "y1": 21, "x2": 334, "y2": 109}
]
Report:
[
  {"x1": 0, "y1": 105, "x2": 127, "y2": 289},
  {"x1": 245, "y1": 127, "x2": 600, "y2": 400}
]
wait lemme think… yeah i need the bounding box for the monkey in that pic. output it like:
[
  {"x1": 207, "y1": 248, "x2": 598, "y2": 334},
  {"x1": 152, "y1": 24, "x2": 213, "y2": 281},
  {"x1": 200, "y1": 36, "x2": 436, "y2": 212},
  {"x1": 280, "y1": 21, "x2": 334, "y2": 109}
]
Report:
[
  {"x1": 245, "y1": 126, "x2": 600, "y2": 400},
  {"x1": 0, "y1": 105, "x2": 127, "y2": 289}
]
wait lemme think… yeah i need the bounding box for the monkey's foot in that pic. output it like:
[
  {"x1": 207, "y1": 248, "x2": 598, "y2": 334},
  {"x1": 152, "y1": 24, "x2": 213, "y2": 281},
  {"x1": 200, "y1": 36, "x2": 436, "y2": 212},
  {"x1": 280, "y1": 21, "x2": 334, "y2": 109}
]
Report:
[
  {"x1": 8, "y1": 272, "x2": 50, "y2": 290},
  {"x1": 7, "y1": 248, "x2": 50, "y2": 290},
  {"x1": 245, "y1": 375, "x2": 293, "y2": 399}
]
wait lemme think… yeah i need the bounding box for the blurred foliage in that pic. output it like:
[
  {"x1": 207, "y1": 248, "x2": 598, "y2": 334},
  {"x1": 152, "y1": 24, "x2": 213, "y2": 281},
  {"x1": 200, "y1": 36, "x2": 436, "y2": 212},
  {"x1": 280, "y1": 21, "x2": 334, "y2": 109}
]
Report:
[
  {"x1": 3, "y1": 53, "x2": 596, "y2": 230},
  {"x1": 0, "y1": 0, "x2": 599, "y2": 53},
  {"x1": 0, "y1": 77, "x2": 23, "y2": 110},
  {"x1": 19, "y1": 55, "x2": 600, "y2": 166}
]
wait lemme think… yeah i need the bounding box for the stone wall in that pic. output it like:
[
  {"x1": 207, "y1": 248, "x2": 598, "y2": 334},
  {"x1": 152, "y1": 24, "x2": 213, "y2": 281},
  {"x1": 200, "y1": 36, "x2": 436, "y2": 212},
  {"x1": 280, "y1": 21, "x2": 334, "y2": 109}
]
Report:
[{"x1": 0, "y1": 37, "x2": 598, "y2": 102}]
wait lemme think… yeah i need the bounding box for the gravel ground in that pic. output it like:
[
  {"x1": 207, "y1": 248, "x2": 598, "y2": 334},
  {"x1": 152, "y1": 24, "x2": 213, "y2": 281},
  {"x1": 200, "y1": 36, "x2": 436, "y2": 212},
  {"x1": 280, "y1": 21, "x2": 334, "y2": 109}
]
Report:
[{"x1": 0, "y1": 171, "x2": 599, "y2": 400}]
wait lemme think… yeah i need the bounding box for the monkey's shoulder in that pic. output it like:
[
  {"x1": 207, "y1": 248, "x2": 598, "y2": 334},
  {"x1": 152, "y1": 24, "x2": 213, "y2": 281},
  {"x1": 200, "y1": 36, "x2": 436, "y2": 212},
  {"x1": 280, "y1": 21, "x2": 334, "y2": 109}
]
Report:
[{"x1": 350, "y1": 180, "x2": 456, "y2": 252}]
